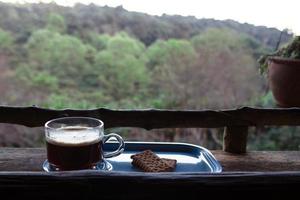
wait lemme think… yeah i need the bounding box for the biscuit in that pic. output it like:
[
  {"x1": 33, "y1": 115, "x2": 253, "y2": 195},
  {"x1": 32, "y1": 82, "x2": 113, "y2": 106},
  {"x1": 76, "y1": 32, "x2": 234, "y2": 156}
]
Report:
[
  {"x1": 131, "y1": 150, "x2": 177, "y2": 172},
  {"x1": 161, "y1": 158, "x2": 177, "y2": 169}
]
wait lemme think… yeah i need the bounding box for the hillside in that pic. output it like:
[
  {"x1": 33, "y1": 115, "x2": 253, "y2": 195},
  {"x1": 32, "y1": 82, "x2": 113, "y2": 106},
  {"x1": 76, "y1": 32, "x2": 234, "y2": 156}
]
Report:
[
  {"x1": 0, "y1": 2, "x2": 292, "y2": 47},
  {"x1": 0, "y1": 2, "x2": 299, "y2": 150}
]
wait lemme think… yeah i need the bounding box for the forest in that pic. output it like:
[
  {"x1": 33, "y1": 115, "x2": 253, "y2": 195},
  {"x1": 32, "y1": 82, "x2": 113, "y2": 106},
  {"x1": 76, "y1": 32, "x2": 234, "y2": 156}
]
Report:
[{"x1": 0, "y1": 2, "x2": 299, "y2": 150}]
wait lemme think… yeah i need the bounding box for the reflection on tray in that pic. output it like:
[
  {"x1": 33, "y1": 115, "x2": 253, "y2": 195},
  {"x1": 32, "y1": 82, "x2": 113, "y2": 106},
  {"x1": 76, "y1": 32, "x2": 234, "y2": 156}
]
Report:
[{"x1": 104, "y1": 142, "x2": 222, "y2": 173}]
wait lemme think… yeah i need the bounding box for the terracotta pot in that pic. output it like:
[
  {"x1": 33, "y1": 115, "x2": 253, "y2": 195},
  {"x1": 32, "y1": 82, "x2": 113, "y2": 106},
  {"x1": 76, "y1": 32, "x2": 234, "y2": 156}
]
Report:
[{"x1": 268, "y1": 57, "x2": 300, "y2": 107}]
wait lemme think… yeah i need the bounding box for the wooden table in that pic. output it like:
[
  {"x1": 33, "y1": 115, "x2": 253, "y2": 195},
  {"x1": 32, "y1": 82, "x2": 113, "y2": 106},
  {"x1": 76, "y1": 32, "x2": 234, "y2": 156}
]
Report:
[
  {"x1": 1, "y1": 148, "x2": 300, "y2": 172},
  {"x1": 1, "y1": 148, "x2": 300, "y2": 199}
]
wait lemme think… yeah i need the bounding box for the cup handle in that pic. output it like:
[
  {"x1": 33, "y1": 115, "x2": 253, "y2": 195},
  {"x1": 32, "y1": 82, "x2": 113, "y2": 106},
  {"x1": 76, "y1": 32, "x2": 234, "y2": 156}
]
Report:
[{"x1": 103, "y1": 133, "x2": 125, "y2": 158}]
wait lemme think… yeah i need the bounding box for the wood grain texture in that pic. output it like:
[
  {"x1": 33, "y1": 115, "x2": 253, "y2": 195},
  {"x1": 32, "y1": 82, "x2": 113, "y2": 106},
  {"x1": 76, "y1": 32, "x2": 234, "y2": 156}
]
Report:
[
  {"x1": 0, "y1": 148, "x2": 300, "y2": 199},
  {"x1": 1, "y1": 106, "x2": 300, "y2": 129},
  {"x1": 0, "y1": 171, "x2": 299, "y2": 199},
  {"x1": 1, "y1": 148, "x2": 300, "y2": 172},
  {"x1": 223, "y1": 126, "x2": 248, "y2": 153}
]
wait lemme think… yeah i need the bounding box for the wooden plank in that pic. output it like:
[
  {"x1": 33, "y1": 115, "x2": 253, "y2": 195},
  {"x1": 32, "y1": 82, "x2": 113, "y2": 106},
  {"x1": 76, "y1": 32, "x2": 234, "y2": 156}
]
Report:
[
  {"x1": 216, "y1": 151, "x2": 300, "y2": 171},
  {"x1": 0, "y1": 148, "x2": 300, "y2": 198},
  {"x1": 1, "y1": 106, "x2": 300, "y2": 129},
  {"x1": 1, "y1": 148, "x2": 300, "y2": 172},
  {"x1": 0, "y1": 171, "x2": 299, "y2": 199},
  {"x1": 223, "y1": 126, "x2": 248, "y2": 153}
]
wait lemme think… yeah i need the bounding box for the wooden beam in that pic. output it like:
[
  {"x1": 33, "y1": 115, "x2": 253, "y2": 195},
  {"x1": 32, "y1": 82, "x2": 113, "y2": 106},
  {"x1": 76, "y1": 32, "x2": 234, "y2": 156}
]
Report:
[
  {"x1": 1, "y1": 148, "x2": 300, "y2": 198},
  {"x1": 0, "y1": 171, "x2": 299, "y2": 199},
  {"x1": 223, "y1": 126, "x2": 248, "y2": 153},
  {"x1": 1, "y1": 148, "x2": 300, "y2": 172},
  {"x1": 1, "y1": 106, "x2": 300, "y2": 129}
]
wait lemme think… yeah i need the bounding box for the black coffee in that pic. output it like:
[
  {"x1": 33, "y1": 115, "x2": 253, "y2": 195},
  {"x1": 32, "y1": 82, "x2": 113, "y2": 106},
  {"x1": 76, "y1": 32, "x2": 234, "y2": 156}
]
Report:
[{"x1": 46, "y1": 126, "x2": 102, "y2": 170}]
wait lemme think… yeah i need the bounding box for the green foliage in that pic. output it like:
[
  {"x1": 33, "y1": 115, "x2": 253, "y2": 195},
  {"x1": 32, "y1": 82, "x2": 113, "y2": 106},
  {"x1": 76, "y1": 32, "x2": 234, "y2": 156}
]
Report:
[
  {"x1": 32, "y1": 72, "x2": 58, "y2": 90},
  {"x1": 146, "y1": 39, "x2": 199, "y2": 108},
  {"x1": 0, "y1": 2, "x2": 298, "y2": 150},
  {"x1": 249, "y1": 126, "x2": 300, "y2": 150},
  {"x1": 280, "y1": 36, "x2": 300, "y2": 59},
  {"x1": 24, "y1": 29, "x2": 95, "y2": 87},
  {"x1": 46, "y1": 13, "x2": 66, "y2": 34},
  {"x1": 106, "y1": 32, "x2": 146, "y2": 59},
  {"x1": 191, "y1": 28, "x2": 248, "y2": 52},
  {"x1": 147, "y1": 39, "x2": 196, "y2": 69},
  {"x1": 94, "y1": 33, "x2": 150, "y2": 102},
  {"x1": 43, "y1": 93, "x2": 94, "y2": 109},
  {"x1": 258, "y1": 36, "x2": 300, "y2": 75},
  {"x1": 190, "y1": 28, "x2": 264, "y2": 109},
  {"x1": 0, "y1": 28, "x2": 13, "y2": 52},
  {"x1": 86, "y1": 33, "x2": 110, "y2": 51},
  {"x1": 0, "y1": 2, "x2": 292, "y2": 49},
  {"x1": 259, "y1": 91, "x2": 276, "y2": 107},
  {"x1": 15, "y1": 65, "x2": 58, "y2": 90}
]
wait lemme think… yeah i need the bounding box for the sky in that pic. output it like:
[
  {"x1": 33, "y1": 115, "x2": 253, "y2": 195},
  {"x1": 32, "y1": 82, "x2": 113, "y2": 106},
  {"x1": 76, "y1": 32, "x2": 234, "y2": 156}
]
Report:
[{"x1": 2, "y1": 0, "x2": 300, "y2": 34}]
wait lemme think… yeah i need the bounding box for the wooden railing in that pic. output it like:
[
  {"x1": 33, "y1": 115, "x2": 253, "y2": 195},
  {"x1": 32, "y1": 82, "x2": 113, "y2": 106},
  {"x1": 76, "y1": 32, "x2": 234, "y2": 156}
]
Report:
[
  {"x1": 1, "y1": 106, "x2": 300, "y2": 153},
  {"x1": 1, "y1": 106, "x2": 300, "y2": 198}
]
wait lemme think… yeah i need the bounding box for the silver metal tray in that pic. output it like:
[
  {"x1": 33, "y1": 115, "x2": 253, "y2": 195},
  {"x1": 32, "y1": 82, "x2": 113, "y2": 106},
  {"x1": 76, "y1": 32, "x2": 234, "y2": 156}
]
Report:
[{"x1": 105, "y1": 141, "x2": 222, "y2": 173}]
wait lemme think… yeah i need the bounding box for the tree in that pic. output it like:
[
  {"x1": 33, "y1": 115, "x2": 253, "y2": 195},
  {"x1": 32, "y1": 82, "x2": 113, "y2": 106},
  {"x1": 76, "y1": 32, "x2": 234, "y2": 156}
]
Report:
[
  {"x1": 190, "y1": 28, "x2": 264, "y2": 108},
  {"x1": 24, "y1": 29, "x2": 95, "y2": 87},
  {"x1": 46, "y1": 13, "x2": 66, "y2": 34},
  {"x1": 146, "y1": 39, "x2": 198, "y2": 108},
  {"x1": 192, "y1": 28, "x2": 249, "y2": 52},
  {"x1": 13, "y1": 28, "x2": 99, "y2": 108},
  {"x1": 94, "y1": 33, "x2": 150, "y2": 105},
  {"x1": 85, "y1": 32, "x2": 110, "y2": 51}
]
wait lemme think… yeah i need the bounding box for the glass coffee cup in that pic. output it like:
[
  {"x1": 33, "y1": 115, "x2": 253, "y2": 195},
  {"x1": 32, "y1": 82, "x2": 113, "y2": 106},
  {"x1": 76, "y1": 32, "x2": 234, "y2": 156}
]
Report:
[{"x1": 43, "y1": 117, "x2": 125, "y2": 171}]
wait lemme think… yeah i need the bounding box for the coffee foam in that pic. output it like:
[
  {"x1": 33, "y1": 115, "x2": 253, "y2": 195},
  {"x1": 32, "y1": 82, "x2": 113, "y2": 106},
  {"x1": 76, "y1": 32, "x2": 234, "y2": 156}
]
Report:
[{"x1": 46, "y1": 126, "x2": 102, "y2": 147}]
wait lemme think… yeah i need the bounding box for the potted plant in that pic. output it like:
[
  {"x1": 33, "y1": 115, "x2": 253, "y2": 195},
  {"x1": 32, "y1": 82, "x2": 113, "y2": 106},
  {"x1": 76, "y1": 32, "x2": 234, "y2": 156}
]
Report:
[{"x1": 258, "y1": 36, "x2": 300, "y2": 107}]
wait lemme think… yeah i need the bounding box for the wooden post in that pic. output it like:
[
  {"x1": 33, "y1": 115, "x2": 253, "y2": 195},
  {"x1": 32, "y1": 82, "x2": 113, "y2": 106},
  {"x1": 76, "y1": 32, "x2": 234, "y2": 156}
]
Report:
[{"x1": 223, "y1": 126, "x2": 248, "y2": 154}]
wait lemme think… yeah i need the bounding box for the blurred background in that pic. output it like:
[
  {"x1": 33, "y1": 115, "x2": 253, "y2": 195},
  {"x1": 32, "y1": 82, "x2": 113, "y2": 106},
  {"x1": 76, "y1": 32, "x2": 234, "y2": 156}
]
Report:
[{"x1": 0, "y1": 0, "x2": 299, "y2": 150}]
